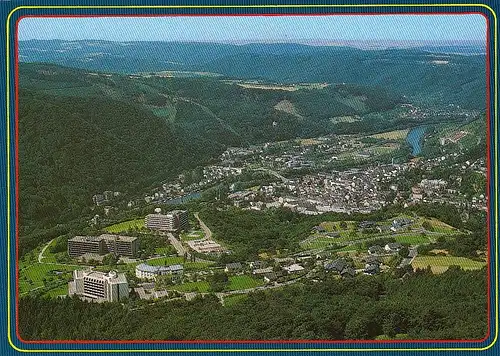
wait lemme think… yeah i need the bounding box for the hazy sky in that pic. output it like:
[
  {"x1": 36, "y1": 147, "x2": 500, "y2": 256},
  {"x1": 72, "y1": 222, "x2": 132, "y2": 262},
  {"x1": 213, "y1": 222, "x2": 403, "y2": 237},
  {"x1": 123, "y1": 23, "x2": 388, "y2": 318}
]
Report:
[{"x1": 18, "y1": 15, "x2": 486, "y2": 43}]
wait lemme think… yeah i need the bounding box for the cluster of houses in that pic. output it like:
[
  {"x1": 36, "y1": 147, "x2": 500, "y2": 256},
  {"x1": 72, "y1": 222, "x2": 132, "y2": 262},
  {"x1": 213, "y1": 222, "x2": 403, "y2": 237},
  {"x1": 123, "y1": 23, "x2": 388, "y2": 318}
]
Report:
[{"x1": 92, "y1": 190, "x2": 121, "y2": 206}]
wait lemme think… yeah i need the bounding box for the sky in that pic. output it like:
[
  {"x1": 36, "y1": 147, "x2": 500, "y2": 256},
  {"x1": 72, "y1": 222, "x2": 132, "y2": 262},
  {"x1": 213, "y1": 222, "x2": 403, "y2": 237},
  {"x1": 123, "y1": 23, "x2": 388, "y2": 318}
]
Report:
[{"x1": 18, "y1": 15, "x2": 486, "y2": 43}]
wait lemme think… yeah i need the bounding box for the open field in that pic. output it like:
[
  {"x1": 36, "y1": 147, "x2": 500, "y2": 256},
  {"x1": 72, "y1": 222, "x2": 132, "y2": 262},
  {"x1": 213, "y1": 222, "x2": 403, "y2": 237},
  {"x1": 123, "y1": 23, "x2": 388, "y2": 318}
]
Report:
[
  {"x1": 181, "y1": 230, "x2": 205, "y2": 241},
  {"x1": 424, "y1": 218, "x2": 458, "y2": 233},
  {"x1": 224, "y1": 294, "x2": 248, "y2": 306},
  {"x1": 228, "y1": 275, "x2": 264, "y2": 291},
  {"x1": 330, "y1": 115, "x2": 361, "y2": 124},
  {"x1": 44, "y1": 284, "x2": 68, "y2": 298},
  {"x1": 394, "y1": 234, "x2": 431, "y2": 245},
  {"x1": 236, "y1": 82, "x2": 329, "y2": 91},
  {"x1": 370, "y1": 129, "x2": 410, "y2": 140},
  {"x1": 39, "y1": 239, "x2": 59, "y2": 263},
  {"x1": 19, "y1": 263, "x2": 84, "y2": 295},
  {"x1": 168, "y1": 281, "x2": 210, "y2": 293},
  {"x1": 412, "y1": 256, "x2": 487, "y2": 274},
  {"x1": 104, "y1": 218, "x2": 145, "y2": 233}
]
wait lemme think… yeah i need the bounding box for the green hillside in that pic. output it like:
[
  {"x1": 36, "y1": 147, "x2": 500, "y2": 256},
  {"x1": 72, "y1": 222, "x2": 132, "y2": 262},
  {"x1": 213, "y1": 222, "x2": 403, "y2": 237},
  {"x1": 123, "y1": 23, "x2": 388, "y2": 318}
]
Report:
[
  {"x1": 18, "y1": 63, "x2": 406, "y2": 251},
  {"x1": 20, "y1": 40, "x2": 486, "y2": 110}
]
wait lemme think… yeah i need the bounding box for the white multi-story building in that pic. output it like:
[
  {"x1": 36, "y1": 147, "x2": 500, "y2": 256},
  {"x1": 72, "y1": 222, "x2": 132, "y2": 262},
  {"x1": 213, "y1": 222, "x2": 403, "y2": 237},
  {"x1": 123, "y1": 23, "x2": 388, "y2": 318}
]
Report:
[
  {"x1": 135, "y1": 263, "x2": 183, "y2": 280},
  {"x1": 145, "y1": 210, "x2": 189, "y2": 232},
  {"x1": 68, "y1": 270, "x2": 129, "y2": 302}
]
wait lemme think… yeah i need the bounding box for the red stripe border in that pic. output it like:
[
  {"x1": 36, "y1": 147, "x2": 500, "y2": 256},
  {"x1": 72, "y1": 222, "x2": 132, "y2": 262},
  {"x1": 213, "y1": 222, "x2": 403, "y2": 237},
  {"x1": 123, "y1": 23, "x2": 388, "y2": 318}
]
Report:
[{"x1": 11, "y1": 10, "x2": 495, "y2": 347}]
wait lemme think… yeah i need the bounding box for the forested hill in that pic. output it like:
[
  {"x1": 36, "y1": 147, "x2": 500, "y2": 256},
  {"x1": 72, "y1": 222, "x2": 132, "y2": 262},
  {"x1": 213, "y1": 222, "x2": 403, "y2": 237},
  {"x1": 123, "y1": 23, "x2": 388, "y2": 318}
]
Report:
[
  {"x1": 19, "y1": 40, "x2": 486, "y2": 109},
  {"x1": 18, "y1": 62, "x2": 403, "y2": 246}
]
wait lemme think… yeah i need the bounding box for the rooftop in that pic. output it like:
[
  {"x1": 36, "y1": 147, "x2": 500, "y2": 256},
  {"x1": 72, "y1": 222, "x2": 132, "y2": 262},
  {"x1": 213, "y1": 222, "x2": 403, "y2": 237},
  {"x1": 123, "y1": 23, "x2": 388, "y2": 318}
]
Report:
[{"x1": 136, "y1": 263, "x2": 183, "y2": 273}]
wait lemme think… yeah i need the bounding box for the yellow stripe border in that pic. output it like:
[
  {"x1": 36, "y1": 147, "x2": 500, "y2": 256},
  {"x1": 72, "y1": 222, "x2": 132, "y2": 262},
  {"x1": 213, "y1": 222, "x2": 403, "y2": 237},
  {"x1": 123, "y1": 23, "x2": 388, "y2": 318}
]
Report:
[{"x1": 5, "y1": 3, "x2": 499, "y2": 354}]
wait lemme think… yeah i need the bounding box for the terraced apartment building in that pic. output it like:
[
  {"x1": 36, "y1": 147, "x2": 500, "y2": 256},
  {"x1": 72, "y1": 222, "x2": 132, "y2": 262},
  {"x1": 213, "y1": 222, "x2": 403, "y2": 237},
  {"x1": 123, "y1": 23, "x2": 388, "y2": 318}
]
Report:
[{"x1": 67, "y1": 234, "x2": 139, "y2": 258}]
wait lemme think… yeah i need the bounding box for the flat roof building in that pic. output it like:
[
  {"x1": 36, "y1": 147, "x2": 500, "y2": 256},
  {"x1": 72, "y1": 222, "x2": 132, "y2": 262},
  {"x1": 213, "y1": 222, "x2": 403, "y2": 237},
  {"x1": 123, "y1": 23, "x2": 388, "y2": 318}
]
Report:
[
  {"x1": 67, "y1": 234, "x2": 138, "y2": 258},
  {"x1": 145, "y1": 210, "x2": 189, "y2": 232},
  {"x1": 68, "y1": 236, "x2": 106, "y2": 258},
  {"x1": 69, "y1": 270, "x2": 129, "y2": 302},
  {"x1": 135, "y1": 263, "x2": 184, "y2": 280}
]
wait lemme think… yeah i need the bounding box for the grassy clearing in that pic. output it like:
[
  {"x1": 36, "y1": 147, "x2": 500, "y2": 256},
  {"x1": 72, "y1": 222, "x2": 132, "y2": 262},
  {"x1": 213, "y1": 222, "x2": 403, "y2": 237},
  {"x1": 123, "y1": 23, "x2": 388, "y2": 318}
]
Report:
[
  {"x1": 181, "y1": 230, "x2": 205, "y2": 241},
  {"x1": 39, "y1": 239, "x2": 59, "y2": 263},
  {"x1": 370, "y1": 129, "x2": 409, "y2": 140},
  {"x1": 19, "y1": 263, "x2": 84, "y2": 294},
  {"x1": 370, "y1": 145, "x2": 399, "y2": 155},
  {"x1": 44, "y1": 284, "x2": 68, "y2": 298},
  {"x1": 146, "y1": 256, "x2": 184, "y2": 266},
  {"x1": 224, "y1": 294, "x2": 248, "y2": 307},
  {"x1": 103, "y1": 219, "x2": 145, "y2": 233},
  {"x1": 184, "y1": 261, "x2": 215, "y2": 270},
  {"x1": 426, "y1": 218, "x2": 458, "y2": 233},
  {"x1": 394, "y1": 234, "x2": 431, "y2": 245},
  {"x1": 168, "y1": 281, "x2": 210, "y2": 293},
  {"x1": 301, "y1": 238, "x2": 343, "y2": 250},
  {"x1": 228, "y1": 275, "x2": 264, "y2": 291},
  {"x1": 330, "y1": 115, "x2": 361, "y2": 124},
  {"x1": 412, "y1": 256, "x2": 486, "y2": 274}
]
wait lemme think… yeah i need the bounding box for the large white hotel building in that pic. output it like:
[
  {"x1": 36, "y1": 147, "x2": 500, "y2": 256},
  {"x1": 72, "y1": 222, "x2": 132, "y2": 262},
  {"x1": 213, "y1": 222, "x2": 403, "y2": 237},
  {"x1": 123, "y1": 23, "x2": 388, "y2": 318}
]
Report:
[{"x1": 68, "y1": 270, "x2": 129, "y2": 302}]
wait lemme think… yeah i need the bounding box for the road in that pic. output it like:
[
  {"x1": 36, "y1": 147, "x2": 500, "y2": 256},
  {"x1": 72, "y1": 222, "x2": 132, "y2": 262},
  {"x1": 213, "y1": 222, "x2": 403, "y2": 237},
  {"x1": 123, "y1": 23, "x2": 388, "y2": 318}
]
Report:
[
  {"x1": 38, "y1": 238, "x2": 55, "y2": 263},
  {"x1": 167, "y1": 232, "x2": 190, "y2": 258},
  {"x1": 194, "y1": 212, "x2": 212, "y2": 240}
]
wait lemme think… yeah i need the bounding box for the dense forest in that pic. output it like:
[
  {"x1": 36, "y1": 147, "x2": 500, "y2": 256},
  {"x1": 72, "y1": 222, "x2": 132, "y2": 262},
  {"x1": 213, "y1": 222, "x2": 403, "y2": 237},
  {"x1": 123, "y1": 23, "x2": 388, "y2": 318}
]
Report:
[{"x1": 18, "y1": 268, "x2": 487, "y2": 341}]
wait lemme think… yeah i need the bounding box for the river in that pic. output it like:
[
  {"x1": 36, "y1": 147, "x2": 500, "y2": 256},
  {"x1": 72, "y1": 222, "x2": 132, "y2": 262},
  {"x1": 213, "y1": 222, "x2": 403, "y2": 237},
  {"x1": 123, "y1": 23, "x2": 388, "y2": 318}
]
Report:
[
  {"x1": 406, "y1": 126, "x2": 426, "y2": 156},
  {"x1": 165, "y1": 192, "x2": 202, "y2": 205}
]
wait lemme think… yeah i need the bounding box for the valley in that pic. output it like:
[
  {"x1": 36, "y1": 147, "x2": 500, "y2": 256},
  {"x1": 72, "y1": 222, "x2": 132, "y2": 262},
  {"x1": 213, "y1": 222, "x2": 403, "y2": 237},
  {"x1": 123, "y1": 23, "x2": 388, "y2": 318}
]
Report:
[{"x1": 17, "y1": 40, "x2": 488, "y2": 341}]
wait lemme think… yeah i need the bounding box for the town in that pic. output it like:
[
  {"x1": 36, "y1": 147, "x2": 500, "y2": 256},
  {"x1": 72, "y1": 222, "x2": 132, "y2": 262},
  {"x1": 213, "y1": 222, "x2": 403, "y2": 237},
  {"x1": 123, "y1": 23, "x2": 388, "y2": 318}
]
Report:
[{"x1": 19, "y1": 120, "x2": 487, "y2": 306}]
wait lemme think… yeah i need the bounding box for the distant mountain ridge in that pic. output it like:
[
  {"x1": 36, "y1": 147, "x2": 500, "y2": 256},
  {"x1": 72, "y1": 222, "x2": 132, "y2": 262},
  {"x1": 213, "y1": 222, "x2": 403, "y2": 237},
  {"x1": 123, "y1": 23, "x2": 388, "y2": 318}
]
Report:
[{"x1": 19, "y1": 40, "x2": 486, "y2": 109}]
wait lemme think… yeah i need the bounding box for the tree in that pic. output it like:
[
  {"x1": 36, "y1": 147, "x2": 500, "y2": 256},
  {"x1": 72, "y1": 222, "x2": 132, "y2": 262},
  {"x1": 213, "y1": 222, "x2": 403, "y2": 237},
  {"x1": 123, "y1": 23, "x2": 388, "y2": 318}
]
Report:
[
  {"x1": 398, "y1": 246, "x2": 410, "y2": 258},
  {"x1": 422, "y1": 220, "x2": 434, "y2": 232},
  {"x1": 208, "y1": 271, "x2": 229, "y2": 292}
]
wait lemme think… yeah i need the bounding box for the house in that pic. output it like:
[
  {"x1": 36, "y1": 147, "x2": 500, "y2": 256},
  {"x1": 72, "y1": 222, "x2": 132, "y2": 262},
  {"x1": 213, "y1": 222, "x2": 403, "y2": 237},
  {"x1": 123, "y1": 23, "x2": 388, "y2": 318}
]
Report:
[
  {"x1": 283, "y1": 264, "x2": 305, "y2": 274},
  {"x1": 312, "y1": 226, "x2": 326, "y2": 233},
  {"x1": 364, "y1": 263, "x2": 380, "y2": 275},
  {"x1": 391, "y1": 218, "x2": 412, "y2": 231},
  {"x1": 324, "y1": 259, "x2": 347, "y2": 274},
  {"x1": 368, "y1": 245, "x2": 384, "y2": 255},
  {"x1": 358, "y1": 221, "x2": 377, "y2": 229},
  {"x1": 376, "y1": 225, "x2": 391, "y2": 234},
  {"x1": 340, "y1": 267, "x2": 356, "y2": 278},
  {"x1": 385, "y1": 242, "x2": 403, "y2": 253},
  {"x1": 411, "y1": 186, "x2": 423, "y2": 201},
  {"x1": 316, "y1": 251, "x2": 331, "y2": 260},
  {"x1": 252, "y1": 267, "x2": 274, "y2": 275},
  {"x1": 224, "y1": 262, "x2": 243, "y2": 273},
  {"x1": 364, "y1": 255, "x2": 381, "y2": 265},
  {"x1": 274, "y1": 257, "x2": 295, "y2": 265},
  {"x1": 250, "y1": 260, "x2": 267, "y2": 269},
  {"x1": 135, "y1": 263, "x2": 184, "y2": 280},
  {"x1": 263, "y1": 271, "x2": 284, "y2": 283}
]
